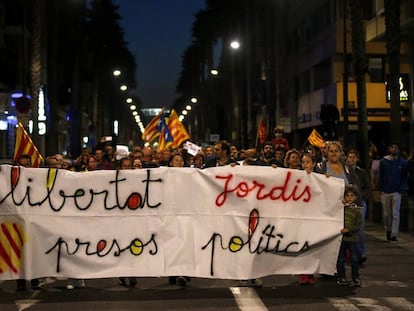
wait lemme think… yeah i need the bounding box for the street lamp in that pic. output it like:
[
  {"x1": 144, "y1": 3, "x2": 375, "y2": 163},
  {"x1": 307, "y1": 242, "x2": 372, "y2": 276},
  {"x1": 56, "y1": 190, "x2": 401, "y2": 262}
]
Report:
[
  {"x1": 229, "y1": 39, "x2": 242, "y2": 146},
  {"x1": 120, "y1": 85, "x2": 128, "y2": 91},
  {"x1": 230, "y1": 40, "x2": 240, "y2": 50},
  {"x1": 210, "y1": 69, "x2": 219, "y2": 76},
  {"x1": 113, "y1": 69, "x2": 121, "y2": 77},
  {"x1": 190, "y1": 97, "x2": 198, "y2": 104}
]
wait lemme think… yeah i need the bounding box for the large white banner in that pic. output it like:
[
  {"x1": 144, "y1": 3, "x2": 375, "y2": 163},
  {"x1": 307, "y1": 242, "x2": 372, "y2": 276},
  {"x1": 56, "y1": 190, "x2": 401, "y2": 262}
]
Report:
[{"x1": 0, "y1": 164, "x2": 344, "y2": 280}]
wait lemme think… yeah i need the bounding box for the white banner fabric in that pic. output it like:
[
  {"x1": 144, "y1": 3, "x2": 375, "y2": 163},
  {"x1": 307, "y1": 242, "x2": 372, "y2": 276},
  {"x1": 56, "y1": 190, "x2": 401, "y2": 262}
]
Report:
[{"x1": 0, "y1": 164, "x2": 344, "y2": 280}]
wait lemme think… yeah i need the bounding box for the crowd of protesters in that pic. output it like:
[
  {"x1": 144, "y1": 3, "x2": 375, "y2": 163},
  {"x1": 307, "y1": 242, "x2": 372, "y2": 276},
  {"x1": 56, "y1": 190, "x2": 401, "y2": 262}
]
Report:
[{"x1": 10, "y1": 126, "x2": 411, "y2": 290}]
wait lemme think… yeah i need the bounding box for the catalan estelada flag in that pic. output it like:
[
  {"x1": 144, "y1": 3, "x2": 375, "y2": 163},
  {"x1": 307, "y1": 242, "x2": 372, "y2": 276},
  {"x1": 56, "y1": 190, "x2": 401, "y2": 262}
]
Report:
[
  {"x1": 158, "y1": 110, "x2": 173, "y2": 151},
  {"x1": 13, "y1": 122, "x2": 44, "y2": 167},
  {"x1": 167, "y1": 109, "x2": 190, "y2": 149},
  {"x1": 307, "y1": 128, "x2": 324, "y2": 148},
  {"x1": 142, "y1": 108, "x2": 164, "y2": 143}
]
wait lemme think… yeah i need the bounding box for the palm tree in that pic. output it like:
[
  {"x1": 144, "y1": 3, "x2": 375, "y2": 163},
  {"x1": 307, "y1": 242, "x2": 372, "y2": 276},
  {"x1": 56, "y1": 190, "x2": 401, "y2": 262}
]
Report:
[
  {"x1": 348, "y1": 0, "x2": 369, "y2": 168},
  {"x1": 384, "y1": 0, "x2": 401, "y2": 144},
  {"x1": 30, "y1": 0, "x2": 43, "y2": 152}
]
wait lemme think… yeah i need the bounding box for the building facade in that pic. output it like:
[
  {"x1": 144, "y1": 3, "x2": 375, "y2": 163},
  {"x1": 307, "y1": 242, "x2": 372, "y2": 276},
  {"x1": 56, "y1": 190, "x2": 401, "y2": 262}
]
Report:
[{"x1": 284, "y1": 0, "x2": 414, "y2": 151}]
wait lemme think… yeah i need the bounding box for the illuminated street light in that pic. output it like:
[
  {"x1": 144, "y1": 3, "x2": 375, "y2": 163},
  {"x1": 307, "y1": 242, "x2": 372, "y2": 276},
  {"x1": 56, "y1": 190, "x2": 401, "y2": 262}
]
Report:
[
  {"x1": 230, "y1": 40, "x2": 240, "y2": 49},
  {"x1": 182, "y1": 110, "x2": 187, "y2": 115},
  {"x1": 126, "y1": 97, "x2": 133, "y2": 103},
  {"x1": 210, "y1": 69, "x2": 219, "y2": 76},
  {"x1": 130, "y1": 104, "x2": 136, "y2": 110},
  {"x1": 113, "y1": 69, "x2": 121, "y2": 76},
  {"x1": 120, "y1": 85, "x2": 128, "y2": 91},
  {"x1": 190, "y1": 97, "x2": 198, "y2": 104},
  {"x1": 186, "y1": 105, "x2": 191, "y2": 110}
]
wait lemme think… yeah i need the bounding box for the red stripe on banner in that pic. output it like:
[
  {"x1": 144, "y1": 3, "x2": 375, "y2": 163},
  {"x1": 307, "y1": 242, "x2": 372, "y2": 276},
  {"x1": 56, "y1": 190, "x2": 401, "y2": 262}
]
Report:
[
  {"x1": 0, "y1": 241, "x2": 18, "y2": 273},
  {"x1": 13, "y1": 223, "x2": 24, "y2": 245},
  {"x1": 1, "y1": 224, "x2": 21, "y2": 258}
]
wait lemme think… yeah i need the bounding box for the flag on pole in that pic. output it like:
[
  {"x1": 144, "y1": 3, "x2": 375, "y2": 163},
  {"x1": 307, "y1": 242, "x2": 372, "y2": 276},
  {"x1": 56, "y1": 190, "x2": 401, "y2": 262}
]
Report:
[
  {"x1": 158, "y1": 110, "x2": 173, "y2": 151},
  {"x1": 307, "y1": 129, "x2": 324, "y2": 148},
  {"x1": 13, "y1": 122, "x2": 44, "y2": 167},
  {"x1": 142, "y1": 108, "x2": 164, "y2": 143},
  {"x1": 167, "y1": 109, "x2": 190, "y2": 149},
  {"x1": 256, "y1": 117, "x2": 268, "y2": 145}
]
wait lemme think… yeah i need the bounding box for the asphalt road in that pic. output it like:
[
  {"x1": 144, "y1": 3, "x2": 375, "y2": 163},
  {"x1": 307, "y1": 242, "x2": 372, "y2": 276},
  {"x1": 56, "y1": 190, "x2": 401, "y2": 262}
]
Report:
[{"x1": 1, "y1": 221, "x2": 414, "y2": 310}]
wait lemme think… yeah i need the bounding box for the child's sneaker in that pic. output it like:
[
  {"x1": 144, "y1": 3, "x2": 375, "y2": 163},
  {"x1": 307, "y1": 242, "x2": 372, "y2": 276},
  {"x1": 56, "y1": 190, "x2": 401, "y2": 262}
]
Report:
[{"x1": 337, "y1": 277, "x2": 349, "y2": 285}]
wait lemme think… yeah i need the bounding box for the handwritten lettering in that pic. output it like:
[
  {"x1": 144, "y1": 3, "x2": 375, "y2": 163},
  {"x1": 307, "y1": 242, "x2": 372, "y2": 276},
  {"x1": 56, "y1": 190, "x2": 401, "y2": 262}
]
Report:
[
  {"x1": 45, "y1": 234, "x2": 158, "y2": 273},
  {"x1": 201, "y1": 209, "x2": 310, "y2": 275},
  {"x1": 215, "y1": 171, "x2": 312, "y2": 207},
  {"x1": 0, "y1": 169, "x2": 162, "y2": 212}
]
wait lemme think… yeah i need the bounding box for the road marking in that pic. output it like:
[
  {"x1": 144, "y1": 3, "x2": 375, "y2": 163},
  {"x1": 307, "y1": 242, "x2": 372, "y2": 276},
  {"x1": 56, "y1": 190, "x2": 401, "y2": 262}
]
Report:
[
  {"x1": 230, "y1": 286, "x2": 268, "y2": 311},
  {"x1": 15, "y1": 299, "x2": 41, "y2": 311},
  {"x1": 328, "y1": 298, "x2": 360, "y2": 310},
  {"x1": 385, "y1": 281, "x2": 408, "y2": 288},
  {"x1": 351, "y1": 297, "x2": 392, "y2": 310},
  {"x1": 14, "y1": 279, "x2": 44, "y2": 311},
  {"x1": 383, "y1": 297, "x2": 414, "y2": 310},
  {"x1": 330, "y1": 297, "x2": 414, "y2": 311}
]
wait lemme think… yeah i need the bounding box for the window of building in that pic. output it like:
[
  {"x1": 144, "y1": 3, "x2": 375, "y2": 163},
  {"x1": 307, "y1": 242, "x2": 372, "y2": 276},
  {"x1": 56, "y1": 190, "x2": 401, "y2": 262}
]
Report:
[
  {"x1": 298, "y1": 70, "x2": 311, "y2": 96},
  {"x1": 369, "y1": 57, "x2": 384, "y2": 82},
  {"x1": 314, "y1": 60, "x2": 332, "y2": 90}
]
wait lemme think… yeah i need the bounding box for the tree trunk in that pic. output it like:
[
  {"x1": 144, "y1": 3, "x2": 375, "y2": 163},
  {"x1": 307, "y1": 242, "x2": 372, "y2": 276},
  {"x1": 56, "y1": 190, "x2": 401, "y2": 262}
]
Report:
[
  {"x1": 349, "y1": 0, "x2": 369, "y2": 168},
  {"x1": 30, "y1": 0, "x2": 43, "y2": 154},
  {"x1": 384, "y1": 0, "x2": 401, "y2": 144}
]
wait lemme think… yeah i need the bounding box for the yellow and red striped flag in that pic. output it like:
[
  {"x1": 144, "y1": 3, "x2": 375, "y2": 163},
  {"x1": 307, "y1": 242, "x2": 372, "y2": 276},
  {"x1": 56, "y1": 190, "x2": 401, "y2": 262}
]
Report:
[
  {"x1": 0, "y1": 222, "x2": 25, "y2": 275},
  {"x1": 307, "y1": 128, "x2": 324, "y2": 148},
  {"x1": 142, "y1": 108, "x2": 164, "y2": 142},
  {"x1": 167, "y1": 109, "x2": 190, "y2": 149},
  {"x1": 256, "y1": 117, "x2": 268, "y2": 145},
  {"x1": 13, "y1": 122, "x2": 44, "y2": 167}
]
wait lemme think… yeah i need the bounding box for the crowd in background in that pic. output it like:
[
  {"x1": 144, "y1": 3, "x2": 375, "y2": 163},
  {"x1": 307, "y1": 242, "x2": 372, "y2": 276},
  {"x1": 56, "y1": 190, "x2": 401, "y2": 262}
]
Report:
[{"x1": 10, "y1": 126, "x2": 413, "y2": 290}]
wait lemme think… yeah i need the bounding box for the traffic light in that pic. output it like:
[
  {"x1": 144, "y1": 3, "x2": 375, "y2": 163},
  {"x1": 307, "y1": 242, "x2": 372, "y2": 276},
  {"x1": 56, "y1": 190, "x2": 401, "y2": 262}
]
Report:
[{"x1": 320, "y1": 104, "x2": 339, "y2": 140}]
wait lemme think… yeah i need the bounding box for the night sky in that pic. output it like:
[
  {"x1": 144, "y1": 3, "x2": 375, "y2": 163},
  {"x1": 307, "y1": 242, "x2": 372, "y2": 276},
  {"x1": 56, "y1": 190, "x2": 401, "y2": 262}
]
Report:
[{"x1": 113, "y1": 0, "x2": 205, "y2": 108}]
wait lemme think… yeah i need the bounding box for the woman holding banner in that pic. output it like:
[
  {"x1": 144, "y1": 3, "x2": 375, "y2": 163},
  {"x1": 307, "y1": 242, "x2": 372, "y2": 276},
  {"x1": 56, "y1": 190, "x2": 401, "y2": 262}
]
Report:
[
  {"x1": 316, "y1": 141, "x2": 361, "y2": 194},
  {"x1": 167, "y1": 152, "x2": 192, "y2": 288},
  {"x1": 315, "y1": 141, "x2": 363, "y2": 282},
  {"x1": 298, "y1": 153, "x2": 317, "y2": 285}
]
